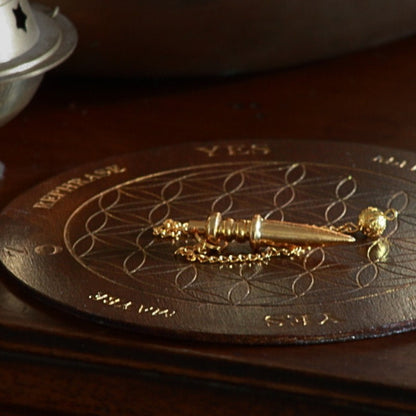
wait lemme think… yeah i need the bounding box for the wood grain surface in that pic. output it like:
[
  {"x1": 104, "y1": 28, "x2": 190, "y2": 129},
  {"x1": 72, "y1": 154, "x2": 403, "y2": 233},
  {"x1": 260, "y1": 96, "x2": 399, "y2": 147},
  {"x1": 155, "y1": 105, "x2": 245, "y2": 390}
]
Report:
[{"x1": 2, "y1": 33, "x2": 416, "y2": 415}]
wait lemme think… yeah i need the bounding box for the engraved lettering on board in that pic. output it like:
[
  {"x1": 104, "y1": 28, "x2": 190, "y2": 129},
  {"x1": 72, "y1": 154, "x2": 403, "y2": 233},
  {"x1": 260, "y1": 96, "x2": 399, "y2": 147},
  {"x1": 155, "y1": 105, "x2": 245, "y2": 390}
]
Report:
[
  {"x1": 33, "y1": 164, "x2": 127, "y2": 209},
  {"x1": 4, "y1": 245, "x2": 63, "y2": 256},
  {"x1": 34, "y1": 244, "x2": 63, "y2": 255},
  {"x1": 264, "y1": 312, "x2": 341, "y2": 328},
  {"x1": 195, "y1": 144, "x2": 271, "y2": 158},
  {"x1": 372, "y1": 154, "x2": 416, "y2": 171},
  {"x1": 88, "y1": 292, "x2": 176, "y2": 318},
  {"x1": 3, "y1": 246, "x2": 27, "y2": 257}
]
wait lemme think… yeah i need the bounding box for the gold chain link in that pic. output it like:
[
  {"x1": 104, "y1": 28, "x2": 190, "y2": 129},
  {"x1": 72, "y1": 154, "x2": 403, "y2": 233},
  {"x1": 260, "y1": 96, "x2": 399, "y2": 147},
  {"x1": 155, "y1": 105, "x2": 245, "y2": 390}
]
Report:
[
  {"x1": 174, "y1": 245, "x2": 308, "y2": 264},
  {"x1": 153, "y1": 219, "x2": 188, "y2": 240}
]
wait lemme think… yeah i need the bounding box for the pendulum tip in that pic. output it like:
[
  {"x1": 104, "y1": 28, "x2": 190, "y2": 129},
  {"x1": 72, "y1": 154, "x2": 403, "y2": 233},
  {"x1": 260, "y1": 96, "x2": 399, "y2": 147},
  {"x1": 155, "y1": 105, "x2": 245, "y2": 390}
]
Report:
[
  {"x1": 341, "y1": 233, "x2": 356, "y2": 243},
  {"x1": 312, "y1": 227, "x2": 356, "y2": 245}
]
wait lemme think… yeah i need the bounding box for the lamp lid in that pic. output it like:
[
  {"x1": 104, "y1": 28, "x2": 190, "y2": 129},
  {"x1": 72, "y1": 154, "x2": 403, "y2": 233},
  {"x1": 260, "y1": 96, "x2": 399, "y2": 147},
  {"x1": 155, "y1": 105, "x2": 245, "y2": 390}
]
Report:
[
  {"x1": 0, "y1": 0, "x2": 40, "y2": 63},
  {"x1": 0, "y1": 2, "x2": 77, "y2": 81}
]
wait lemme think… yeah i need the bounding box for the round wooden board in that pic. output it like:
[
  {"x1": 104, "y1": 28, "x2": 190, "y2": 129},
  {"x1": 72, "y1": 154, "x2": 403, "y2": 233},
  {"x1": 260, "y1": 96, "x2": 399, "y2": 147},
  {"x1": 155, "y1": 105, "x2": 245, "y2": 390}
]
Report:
[{"x1": 2, "y1": 140, "x2": 416, "y2": 344}]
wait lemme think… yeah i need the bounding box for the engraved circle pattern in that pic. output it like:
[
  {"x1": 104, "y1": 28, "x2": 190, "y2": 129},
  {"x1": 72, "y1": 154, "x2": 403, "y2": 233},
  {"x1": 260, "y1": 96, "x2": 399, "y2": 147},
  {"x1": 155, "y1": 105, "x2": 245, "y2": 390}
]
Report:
[{"x1": 64, "y1": 162, "x2": 416, "y2": 307}]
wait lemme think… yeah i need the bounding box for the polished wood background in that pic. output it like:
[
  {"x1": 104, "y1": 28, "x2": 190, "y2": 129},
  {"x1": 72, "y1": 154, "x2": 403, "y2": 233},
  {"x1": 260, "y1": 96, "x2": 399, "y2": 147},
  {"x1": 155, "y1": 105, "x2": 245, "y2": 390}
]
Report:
[
  {"x1": 2, "y1": 33, "x2": 416, "y2": 415},
  {"x1": 41, "y1": 0, "x2": 416, "y2": 77}
]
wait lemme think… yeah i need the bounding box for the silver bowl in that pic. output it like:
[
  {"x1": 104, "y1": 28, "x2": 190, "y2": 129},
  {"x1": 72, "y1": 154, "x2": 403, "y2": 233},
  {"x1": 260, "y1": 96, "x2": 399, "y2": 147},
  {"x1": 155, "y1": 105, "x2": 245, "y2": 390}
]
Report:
[{"x1": 0, "y1": 2, "x2": 77, "y2": 126}]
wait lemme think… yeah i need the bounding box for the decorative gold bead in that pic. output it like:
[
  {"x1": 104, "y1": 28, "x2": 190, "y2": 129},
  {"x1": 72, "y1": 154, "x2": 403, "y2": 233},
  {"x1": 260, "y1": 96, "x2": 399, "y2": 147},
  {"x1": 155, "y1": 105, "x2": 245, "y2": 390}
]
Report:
[{"x1": 358, "y1": 207, "x2": 387, "y2": 238}]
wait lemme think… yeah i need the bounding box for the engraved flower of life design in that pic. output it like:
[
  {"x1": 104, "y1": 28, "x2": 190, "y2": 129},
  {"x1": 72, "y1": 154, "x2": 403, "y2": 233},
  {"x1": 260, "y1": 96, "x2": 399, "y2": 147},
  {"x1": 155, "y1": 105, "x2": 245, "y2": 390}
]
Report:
[{"x1": 64, "y1": 161, "x2": 416, "y2": 307}]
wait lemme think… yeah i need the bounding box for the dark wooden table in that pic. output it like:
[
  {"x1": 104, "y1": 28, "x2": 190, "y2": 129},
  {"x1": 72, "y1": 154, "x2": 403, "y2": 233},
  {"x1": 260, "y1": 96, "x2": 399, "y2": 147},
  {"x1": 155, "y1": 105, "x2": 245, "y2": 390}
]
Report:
[{"x1": 2, "y1": 35, "x2": 416, "y2": 415}]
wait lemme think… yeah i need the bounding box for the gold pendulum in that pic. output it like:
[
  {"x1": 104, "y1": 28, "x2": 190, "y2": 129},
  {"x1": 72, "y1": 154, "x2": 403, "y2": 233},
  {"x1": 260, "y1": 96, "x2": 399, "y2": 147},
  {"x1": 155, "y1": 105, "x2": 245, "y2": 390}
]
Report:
[{"x1": 153, "y1": 207, "x2": 398, "y2": 264}]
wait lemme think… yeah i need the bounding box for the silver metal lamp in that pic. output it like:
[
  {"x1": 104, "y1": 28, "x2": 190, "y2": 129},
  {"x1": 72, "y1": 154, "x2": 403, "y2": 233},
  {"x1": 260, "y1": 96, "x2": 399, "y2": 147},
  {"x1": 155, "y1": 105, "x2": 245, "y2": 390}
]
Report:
[{"x1": 0, "y1": 0, "x2": 77, "y2": 126}]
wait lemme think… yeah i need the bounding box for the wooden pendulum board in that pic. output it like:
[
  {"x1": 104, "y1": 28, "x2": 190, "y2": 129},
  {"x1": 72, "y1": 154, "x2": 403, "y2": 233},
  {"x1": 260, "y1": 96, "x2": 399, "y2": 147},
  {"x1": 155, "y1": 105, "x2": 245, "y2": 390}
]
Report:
[{"x1": 1, "y1": 139, "x2": 416, "y2": 344}]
